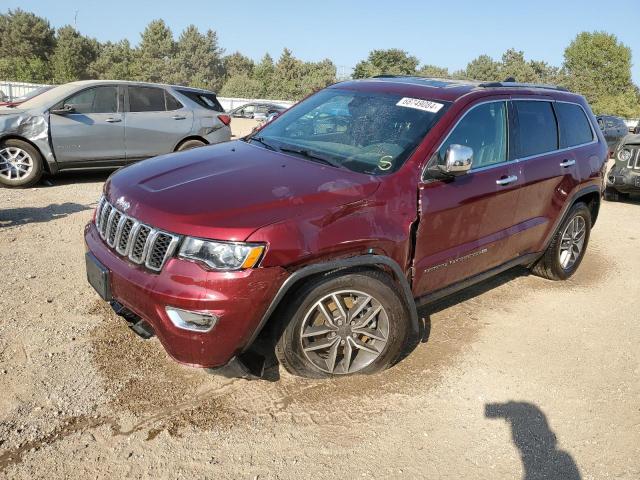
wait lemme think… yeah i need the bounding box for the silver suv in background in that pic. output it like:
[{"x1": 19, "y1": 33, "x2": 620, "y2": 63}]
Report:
[{"x1": 0, "y1": 80, "x2": 232, "y2": 188}]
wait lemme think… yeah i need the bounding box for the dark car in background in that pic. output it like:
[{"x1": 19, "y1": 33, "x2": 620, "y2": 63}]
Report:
[
  {"x1": 597, "y1": 115, "x2": 628, "y2": 155},
  {"x1": 228, "y1": 102, "x2": 287, "y2": 120},
  {"x1": 607, "y1": 133, "x2": 640, "y2": 200},
  {"x1": 0, "y1": 80, "x2": 231, "y2": 188}
]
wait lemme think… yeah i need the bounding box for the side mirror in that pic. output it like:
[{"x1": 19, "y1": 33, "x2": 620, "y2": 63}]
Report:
[
  {"x1": 443, "y1": 144, "x2": 473, "y2": 175},
  {"x1": 51, "y1": 104, "x2": 75, "y2": 115}
]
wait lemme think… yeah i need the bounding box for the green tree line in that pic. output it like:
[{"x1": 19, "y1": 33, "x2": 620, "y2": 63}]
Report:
[{"x1": 1, "y1": 9, "x2": 638, "y2": 116}]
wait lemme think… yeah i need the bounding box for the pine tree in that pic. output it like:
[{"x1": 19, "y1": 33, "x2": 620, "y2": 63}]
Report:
[
  {"x1": 51, "y1": 25, "x2": 98, "y2": 83},
  {"x1": 133, "y1": 19, "x2": 175, "y2": 83}
]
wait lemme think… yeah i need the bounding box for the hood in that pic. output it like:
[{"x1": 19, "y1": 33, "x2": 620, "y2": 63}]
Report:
[
  {"x1": 621, "y1": 133, "x2": 640, "y2": 146},
  {"x1": 105, "y1": 140, "x2": 380, "y2": 241}
]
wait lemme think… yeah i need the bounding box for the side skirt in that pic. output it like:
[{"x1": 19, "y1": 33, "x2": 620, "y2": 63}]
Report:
[{"x1": 414, "y1": 252, "x2": 540, "y2": 308}]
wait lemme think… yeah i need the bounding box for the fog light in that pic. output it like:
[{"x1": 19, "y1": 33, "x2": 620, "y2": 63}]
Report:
[{"x1": 165, "y1": 307, "x2": 218, "y2": 332}]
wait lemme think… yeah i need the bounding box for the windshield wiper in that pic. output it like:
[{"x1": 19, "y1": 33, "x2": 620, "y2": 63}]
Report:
[
  {"x1": 248, "y1": 136, "x2": 277, "y2": 151},
  {"x1": 278, "y1": 146, "x2": 343, "y2": 169}
]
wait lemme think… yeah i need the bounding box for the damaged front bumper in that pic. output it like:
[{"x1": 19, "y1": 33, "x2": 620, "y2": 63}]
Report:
[{"x1": 85, "y1": 222, "x2": 289, "y2": 376}]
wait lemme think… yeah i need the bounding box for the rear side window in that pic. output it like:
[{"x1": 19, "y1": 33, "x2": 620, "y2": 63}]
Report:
[
  {"x1": 165, "y1": 92, "x2": 183, "y2": 111},
  {"x1": 177, "y1": 90, "x2": 223, "y2": 111},
  {"x1": 554, "y1": 102, "x2": 593, "y2": 148},
  {"x1": 514, "y1": 101, "x2": 558, "y2": 157},
  {"x1": 438, "y1": 101, "x2": 508, "y2": 169},
  {"x1": 129, "y1": 86, "x2": 166, "y2": 112}
]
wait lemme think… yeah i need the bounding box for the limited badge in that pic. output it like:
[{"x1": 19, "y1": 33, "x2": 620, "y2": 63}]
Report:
[{"x1": 396, "y1": 97, "x2": 444, "y2": 113}]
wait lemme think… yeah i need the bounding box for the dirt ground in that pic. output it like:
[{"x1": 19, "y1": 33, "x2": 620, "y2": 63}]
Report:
[{"x1": 0, "y1": 165, "x2": 639, "y2": 479}]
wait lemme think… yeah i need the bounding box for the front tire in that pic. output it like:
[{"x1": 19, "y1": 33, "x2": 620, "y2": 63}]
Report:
[
  {"x1": 531, "y1": 202, "x2": 592, "y2": 280},
  {"x1": 0, "y1": 139, "x2": 43, "y2": 188},
  {"x1": 275, "y1": 270, "x2": 410, "y2": 378}
]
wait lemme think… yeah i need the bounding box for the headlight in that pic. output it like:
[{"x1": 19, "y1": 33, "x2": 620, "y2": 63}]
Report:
[
  {"x1": 178, "y1": 237, "x2": 265, "y2": 271},
  {"x1": 619, "y1": 148, "x2": 632, "y2": 162}
]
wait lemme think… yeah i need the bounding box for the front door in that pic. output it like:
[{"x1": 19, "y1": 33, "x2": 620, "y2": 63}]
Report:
[
  {"x1": 412, "y1": 100, "x2": 522, "y2": 297},
  {"x1": 50, "y1": 85, "x2": 125, "y2": 164}
]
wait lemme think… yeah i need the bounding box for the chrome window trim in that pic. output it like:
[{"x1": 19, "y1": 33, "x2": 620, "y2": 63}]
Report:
[{"x1": 421, "y1": 98, "x2": 600, "y2": 180}]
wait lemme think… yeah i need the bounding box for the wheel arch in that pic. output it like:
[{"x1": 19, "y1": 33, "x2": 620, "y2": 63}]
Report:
[
  {"x1": 572, "y1": 187, "x2": 601, "y2": 227},
  {"x1": 0, "y1": 134, "x2": 52, "y2": 174},
  {"x1": 242, "y1": 255, "x2": 420, "y2": 353},
  {"x1": 173, "y1": 135, "x2": 209, "y2": 151}
]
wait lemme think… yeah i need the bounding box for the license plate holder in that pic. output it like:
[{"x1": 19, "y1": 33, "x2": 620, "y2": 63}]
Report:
[{"x1": 86, "y1": 252, "x2": 112, "y2": 301}]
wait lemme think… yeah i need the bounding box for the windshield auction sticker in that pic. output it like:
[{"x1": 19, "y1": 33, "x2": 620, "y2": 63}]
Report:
[{"x1": 396, "y1": 97, "x2": 444, "y2": 113}]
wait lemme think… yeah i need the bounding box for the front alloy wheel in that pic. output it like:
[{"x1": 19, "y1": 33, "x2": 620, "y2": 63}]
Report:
[
  {"x1": 299, "y1": 290, "x2": 389, "y2": 374},
  {"x1": 276, "y1": 270, "x2": 410, "y2": 378},
  {"x1": 0, "y1": 146, "x2": 33, "y2": 181}
]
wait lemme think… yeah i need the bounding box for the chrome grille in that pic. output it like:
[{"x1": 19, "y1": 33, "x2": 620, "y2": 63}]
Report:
[
  {"x1": 94, "y1": 197, "x2": 180, "y2": 272},
  {"x1": 627, "y1": 147, "x2": 640, "y2": 170}
]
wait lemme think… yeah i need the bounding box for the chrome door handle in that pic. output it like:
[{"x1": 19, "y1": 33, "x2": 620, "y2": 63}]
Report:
[
  {"x1": 560, "y1": 159, "x2": 576, "y2": 168},
  {"x1": 172, "y1": 115, "x2": 186, "y2": 120},
  {"x1": 496, "y1": 175, "x2": 518, "y2": 186},
  {"x1": 105, "y1": 117, "x2": 121, "y2": 123}
]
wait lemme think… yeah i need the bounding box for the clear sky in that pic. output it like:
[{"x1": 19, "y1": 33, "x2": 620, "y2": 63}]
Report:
[{"x1": 4, "y1": 0, "x2": 639, "y2": 83}]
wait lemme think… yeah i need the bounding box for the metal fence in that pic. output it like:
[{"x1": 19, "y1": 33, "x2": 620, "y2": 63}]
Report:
[
  {"x1": 0, "y1": 80, "x2": 295, "y2": 111},
  {"x1": 0, "y1": 81, "x2": 50, "y2": 101}
]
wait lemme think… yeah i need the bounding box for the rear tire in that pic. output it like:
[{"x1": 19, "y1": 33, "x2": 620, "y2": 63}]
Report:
[
  {"x1": 531, "y1": 202, "x2": 591, "y2": 281},
  {"x1": 0, "y1": 139, "x2": 43, "y2": 188},
  {"x1": 275, "y1": 270, "x2": 410, "y2": 378},
  {"x1": 176, "y1": 139, "x2": 206, "y2": 151}
]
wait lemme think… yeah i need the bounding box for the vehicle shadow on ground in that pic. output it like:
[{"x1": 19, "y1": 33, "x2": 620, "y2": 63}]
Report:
[
  {"x1": 411, "y1": 265, "x2": 530, "y2": 349},
  {"x1": 41, "y1": 170, "x2": 113, "y2": 187},
  {"x1": 485, "y1": 401, "x2": 582, "y2": 480},
  {"x1": 0, "y1": 202, "x2": 92, "y2": 228}
]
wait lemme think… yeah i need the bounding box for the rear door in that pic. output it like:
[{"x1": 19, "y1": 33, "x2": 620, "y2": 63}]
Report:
[
  {"x1": 50, "y1": 85, "x2": 125, "y2": 164},
  {"x1": 124, "y1": 86, "x2": 193, "y2": 160},
  {"x1": 412, "y1": 99, "x2": 523, "y2": 296},
  {"x1": 509, "y1": 99, "x2": 592, "y2": 255}
]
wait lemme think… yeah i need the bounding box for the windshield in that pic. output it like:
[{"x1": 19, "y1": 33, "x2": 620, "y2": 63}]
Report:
[
  {"x1": 18, "y1": 83, "x2": 80, "y2": 110},
  {"x1": 250, "y1": 88, "x2": 450, "y2": 175}
]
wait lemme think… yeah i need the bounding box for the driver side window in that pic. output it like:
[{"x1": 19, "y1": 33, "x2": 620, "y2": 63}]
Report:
[
  {"x1": 438, "y1": 101, "x2": 508, "y2": 170},
  {"x1": 60, "y1": 86, "x2": 118, "y2": 114}
]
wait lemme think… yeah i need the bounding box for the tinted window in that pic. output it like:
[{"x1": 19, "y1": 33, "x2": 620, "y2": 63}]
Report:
[
  {"x1": 177, "y1": 90, "x2": 223, "y2": 111},
  {"x1": 438, "y1": 101, "x2": 508, "y2": 169},
  {"x1": 63, "y1": 86, "x2": 118, "y2": 114},
  {"x1": 514, "y1": 101, "x2": 558, "y2": 157},
  {"x1": 129, "y1": 86, "x2": 166, "y2": 112},
  {"x1": 555, "y1": 102, "x2": 593, "y2": 148},
  {"x1": 165, "y1": 92, "x2": 182, "y2": 111}
]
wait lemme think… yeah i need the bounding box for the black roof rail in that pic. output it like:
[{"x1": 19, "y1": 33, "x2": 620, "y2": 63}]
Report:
[{"x1": 479, "y1": 81, "x2": 569, "y2": 92}]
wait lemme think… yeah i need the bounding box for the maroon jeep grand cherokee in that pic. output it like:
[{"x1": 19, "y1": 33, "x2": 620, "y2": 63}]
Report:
[{"x1": 85, "y1": 76, "x2": 607, "y2": 379}]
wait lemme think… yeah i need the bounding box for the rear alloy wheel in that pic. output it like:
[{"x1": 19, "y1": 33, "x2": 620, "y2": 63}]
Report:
[
  {"x1": 531, "y1": 202, "x2": 591, "y2": 280},
  {"x1": 0, "y1": 139, "x2": 43, "y2": 188},
  {"x1": 276, "y1": 270, "x2": 410, "y2": 378}
]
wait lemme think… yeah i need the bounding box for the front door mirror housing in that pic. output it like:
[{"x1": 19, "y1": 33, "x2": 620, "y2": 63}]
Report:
[
  {"x1": 442, "y1": 144, "x2": 473, "y2": 175},
  {"x1": 50, "y1": 104, "x2": 75, "y2": 115}
]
